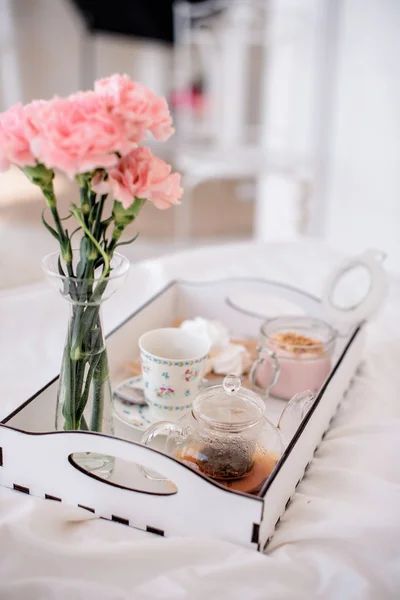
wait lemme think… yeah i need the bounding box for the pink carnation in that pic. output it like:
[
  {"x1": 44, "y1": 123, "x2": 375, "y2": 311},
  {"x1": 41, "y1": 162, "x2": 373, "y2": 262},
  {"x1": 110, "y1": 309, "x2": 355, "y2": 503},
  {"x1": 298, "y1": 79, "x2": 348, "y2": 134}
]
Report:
[
  {"x1": 0, "y1": 102, "x2": 39, "y2": 171},
  {"x1": 30, "y1": 91, "x2": 133, "y2": 178},
  {"x1": 92, "y1": 147, "x2": 183, "y2": 210},
  {"x1": 0, "y1": 75, "x2": 175, "y2": 179},
  {"x1": 94, "y1": 74, "x2": 175, "y2": 143}
]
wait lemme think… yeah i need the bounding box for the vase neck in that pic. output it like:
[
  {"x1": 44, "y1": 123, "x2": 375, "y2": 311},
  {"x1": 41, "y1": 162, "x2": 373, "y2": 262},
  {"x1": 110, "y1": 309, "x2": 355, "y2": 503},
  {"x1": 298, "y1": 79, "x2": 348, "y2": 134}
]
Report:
[{"x1": 61, "y1": 276, "x2": 108, "y2": 307}]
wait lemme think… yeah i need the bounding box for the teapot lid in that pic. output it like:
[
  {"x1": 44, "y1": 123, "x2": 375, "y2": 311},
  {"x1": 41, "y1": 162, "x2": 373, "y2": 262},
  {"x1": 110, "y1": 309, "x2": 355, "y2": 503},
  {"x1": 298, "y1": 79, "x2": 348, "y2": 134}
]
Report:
[{"x1": 193, "y1": 374, "x2": 266, "y2": 430}]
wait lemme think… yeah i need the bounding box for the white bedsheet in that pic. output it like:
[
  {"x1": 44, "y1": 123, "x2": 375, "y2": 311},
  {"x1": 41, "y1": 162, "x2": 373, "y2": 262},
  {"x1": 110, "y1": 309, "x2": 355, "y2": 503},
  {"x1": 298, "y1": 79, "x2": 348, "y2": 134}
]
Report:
[{"x1": 1, "y1": 240, "x2": 400, "y2": 599}]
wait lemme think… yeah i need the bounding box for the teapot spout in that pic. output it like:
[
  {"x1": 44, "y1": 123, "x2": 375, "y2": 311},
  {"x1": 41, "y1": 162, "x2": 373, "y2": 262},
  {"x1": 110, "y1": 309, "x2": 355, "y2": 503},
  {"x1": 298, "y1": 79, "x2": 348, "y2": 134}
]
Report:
[{"x1": 277, "y1": 390, "x2": 315, "y2": 448}]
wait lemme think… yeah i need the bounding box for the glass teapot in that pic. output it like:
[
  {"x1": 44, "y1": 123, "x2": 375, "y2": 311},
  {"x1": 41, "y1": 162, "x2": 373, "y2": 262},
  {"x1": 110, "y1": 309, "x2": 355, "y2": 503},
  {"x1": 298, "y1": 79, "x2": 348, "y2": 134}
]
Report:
[{"x1": 141, "y1": 375, "x2": 314, "y2": 495}]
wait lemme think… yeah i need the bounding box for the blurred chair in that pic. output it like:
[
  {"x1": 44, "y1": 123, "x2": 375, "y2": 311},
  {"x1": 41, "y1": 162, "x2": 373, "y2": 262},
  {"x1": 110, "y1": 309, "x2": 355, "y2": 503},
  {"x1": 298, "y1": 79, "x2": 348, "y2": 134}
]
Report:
[
  {"x1": 0, "y1": 0, "x2": 23, "y2": 110},
  {"x1": 70, "y1": 0, "x2": 175, "y2": 105},
  {"x1": 172, "y1": 0, "x2": 341, "y2": 241},
  {"x1": 70, "y1": 1, "x2": 202, "y2": 91}
]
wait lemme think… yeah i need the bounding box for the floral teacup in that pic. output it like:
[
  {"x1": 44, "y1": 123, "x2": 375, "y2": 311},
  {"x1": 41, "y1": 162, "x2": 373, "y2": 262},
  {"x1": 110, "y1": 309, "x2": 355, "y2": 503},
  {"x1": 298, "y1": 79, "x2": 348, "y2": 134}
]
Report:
[{"x1": 139, "y1": 328, "x2": 211, "y2": 422}]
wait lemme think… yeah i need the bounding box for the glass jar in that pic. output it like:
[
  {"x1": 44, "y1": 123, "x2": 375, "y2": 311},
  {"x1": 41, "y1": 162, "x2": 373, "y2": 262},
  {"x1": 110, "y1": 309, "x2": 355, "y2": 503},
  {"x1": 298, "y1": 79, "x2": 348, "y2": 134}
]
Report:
[{"x1": 249, "y1": 316, "x2": 336, "y2": 400}]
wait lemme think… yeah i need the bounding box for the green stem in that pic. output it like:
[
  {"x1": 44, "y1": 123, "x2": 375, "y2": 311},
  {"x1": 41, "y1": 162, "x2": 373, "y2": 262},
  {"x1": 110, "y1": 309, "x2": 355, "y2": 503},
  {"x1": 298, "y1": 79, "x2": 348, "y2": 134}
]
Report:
[
  {"x1": 76, "y1": 352, "x2": 101, "y2": 424},
  {"x1": 62, "y1": 349, "x2": 76, "y2": 430},
  {"x1": 74, "y1": 358, "x2": 86, "y2": 422},
  {"x1": 62, "y1": 355, "x2": 87, "y2": 430},
  {"x1": 93, "y1": 195, "x2": 107, "y2": 239},
  {"x1": 80, "y1": 186, "x2": 90, "y2": 228},
  {"x1": 58, "y1": 187, "x2": 112, "y2": 434},
  {"x1": 91, "y1": 351, "x2": 108, "y2": 432},
  {"x1": 42, "y1": 187, "x2": 64, "y2": 237},
  {"x1": 42, "y1": 186, "x2": 73, "y2": 269},
  {"x1": 69, "y1": 261, "x2": 100, "y2": 360},
  {"x1": 71, "y1": 205, "x2": 110, "y2": 278},
  {"x1": 107, "y1": 226, "x2": 124, "y2": 256},
  {"x1": 80, "y1": 416, "x2": 89, "y2": 431}
]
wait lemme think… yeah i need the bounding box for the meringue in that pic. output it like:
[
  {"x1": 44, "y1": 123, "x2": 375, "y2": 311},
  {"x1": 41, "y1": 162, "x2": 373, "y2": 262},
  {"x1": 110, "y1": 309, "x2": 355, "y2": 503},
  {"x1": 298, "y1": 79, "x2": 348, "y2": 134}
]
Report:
[
  {"x1": 179, "y1": 318, "x2": 251, "y2": 376},
  {"x1": 211, "y1": 343, "x2": 251, "y2": 376},
  {"x1": 180, "y1": 318, "x2": 230, "y2": 354}
]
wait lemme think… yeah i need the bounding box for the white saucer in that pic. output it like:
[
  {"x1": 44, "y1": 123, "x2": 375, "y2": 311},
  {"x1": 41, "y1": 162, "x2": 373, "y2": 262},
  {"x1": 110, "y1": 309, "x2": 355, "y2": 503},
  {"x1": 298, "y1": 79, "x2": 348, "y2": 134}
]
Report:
[
  {"x1": 113, "y1": 376, "x2": 156, "y2": 431},
  {"x1": 113, "y1": 375, "x2": 225, "y2": 432}
]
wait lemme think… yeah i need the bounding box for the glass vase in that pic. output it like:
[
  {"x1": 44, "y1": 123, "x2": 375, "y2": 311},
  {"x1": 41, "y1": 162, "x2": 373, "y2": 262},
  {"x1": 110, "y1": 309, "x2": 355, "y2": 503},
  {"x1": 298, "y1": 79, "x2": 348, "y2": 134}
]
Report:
[{"x1": 42, "y1": 251, "x2": 129, "y2": 479}]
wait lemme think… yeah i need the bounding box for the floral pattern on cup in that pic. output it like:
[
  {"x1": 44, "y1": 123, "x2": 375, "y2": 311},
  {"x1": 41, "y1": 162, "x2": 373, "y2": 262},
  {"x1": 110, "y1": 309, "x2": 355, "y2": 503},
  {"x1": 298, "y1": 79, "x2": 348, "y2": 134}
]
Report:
[
  {"x1": 146, "y1": 397, "x2": 191, "y2": 411},
  {"x1": 162, "y1": 371, "x2": 170, "y2": 380},
  {"x1": 155, "y1": 386, "x2": 175, "y2": 400},
  {"x1": 183, "y1": 368, "x2": 199, "y2": 382}
]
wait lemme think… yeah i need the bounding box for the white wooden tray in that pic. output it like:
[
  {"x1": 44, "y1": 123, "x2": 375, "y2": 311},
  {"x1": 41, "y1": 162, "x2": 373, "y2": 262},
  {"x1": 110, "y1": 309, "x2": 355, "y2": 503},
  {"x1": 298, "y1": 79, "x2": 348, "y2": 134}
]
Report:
[{"x1": 0, "y1": 278, "x2": 364, "y2": 551}]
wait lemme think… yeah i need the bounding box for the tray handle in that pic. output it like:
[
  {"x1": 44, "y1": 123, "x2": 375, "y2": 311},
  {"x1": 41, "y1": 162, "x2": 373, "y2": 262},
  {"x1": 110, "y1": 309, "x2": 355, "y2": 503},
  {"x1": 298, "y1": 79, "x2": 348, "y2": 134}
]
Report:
[{"x1": 55, "y1": 430, "x2": 235, "y2": 497}]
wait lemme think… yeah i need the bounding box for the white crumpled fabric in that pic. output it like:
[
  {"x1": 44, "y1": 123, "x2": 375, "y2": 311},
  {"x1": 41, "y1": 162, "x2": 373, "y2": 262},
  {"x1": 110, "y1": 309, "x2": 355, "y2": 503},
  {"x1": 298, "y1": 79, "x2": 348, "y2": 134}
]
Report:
[{"x1": 1, "y1": 240, "x2": 400, "y2": 600}]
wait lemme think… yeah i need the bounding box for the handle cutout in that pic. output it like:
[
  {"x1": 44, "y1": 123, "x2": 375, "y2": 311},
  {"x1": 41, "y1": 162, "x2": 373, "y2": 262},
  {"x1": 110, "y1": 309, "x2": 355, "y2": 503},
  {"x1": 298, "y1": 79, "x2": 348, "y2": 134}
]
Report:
[
  {"x1": 330, "y1": 265, "x2": 372, "y2": 311},
  {"x1": 68, "y1": 453, "x2": 178, "y2": 496}
]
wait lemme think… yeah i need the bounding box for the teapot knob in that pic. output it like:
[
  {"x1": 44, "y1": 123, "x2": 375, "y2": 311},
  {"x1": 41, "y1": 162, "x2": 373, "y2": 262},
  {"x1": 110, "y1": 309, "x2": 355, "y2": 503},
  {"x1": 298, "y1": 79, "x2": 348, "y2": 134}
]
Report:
[{"x1": 223, "y1": 374, "x2": 241, "y2": 394}]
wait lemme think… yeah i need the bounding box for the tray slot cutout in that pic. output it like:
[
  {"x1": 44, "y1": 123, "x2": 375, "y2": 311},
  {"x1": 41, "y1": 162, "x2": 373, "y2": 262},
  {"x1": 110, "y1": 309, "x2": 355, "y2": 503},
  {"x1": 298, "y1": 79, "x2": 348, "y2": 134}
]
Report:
[
  {"x1": 146, "y1": 525, "x2": 165, "y2": 537},
  {"x1": 78, "y1": 504, "x2": 95, "y2": 513},
  {"x1": 45, "y1": 494, "x2": 62, "y2": 502},
  {"x1": 13, "y1": 484, "x2": 29, "y2": 494},
  {"x1": 251, "y1": 523, "x2": 260, "y2": 544},
  {"x1": 112, "y1": 514, "x2": 129, "y2": 526}
]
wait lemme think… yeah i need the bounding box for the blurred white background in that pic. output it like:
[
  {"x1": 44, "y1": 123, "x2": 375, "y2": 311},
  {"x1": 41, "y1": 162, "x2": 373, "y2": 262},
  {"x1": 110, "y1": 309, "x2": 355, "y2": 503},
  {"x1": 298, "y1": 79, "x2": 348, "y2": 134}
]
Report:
[{"x1": 0, "y1": 0, "x2": 399, "y2": 289}]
